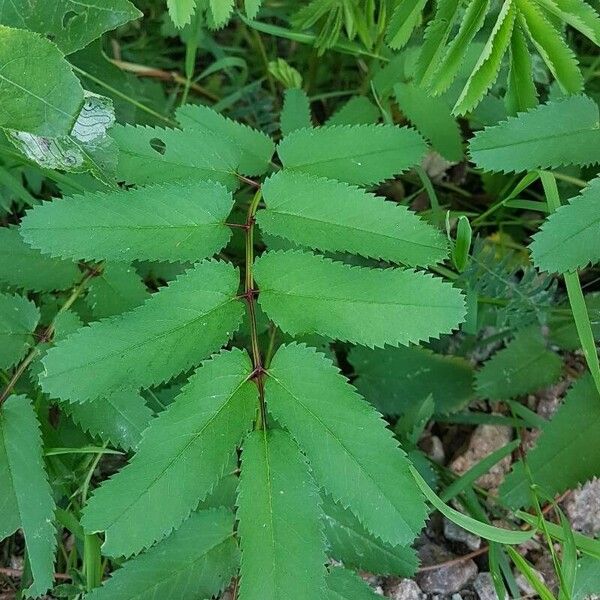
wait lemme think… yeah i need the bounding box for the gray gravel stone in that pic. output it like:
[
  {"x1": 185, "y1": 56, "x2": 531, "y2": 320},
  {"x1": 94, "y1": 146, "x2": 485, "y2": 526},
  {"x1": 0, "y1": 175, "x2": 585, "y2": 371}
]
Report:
[
  {"x1": 388, "y1": 578, "x2": 425, "y2": 600},
  {"x1": 473, "y1": 572, "x2": 499, "y2": 600},
  {"x1": 443, "y1": 517, "x2": 482, "y2": 551},
  {"x1": 416, "y1": 542, "x2": 478, "y2": 594},
  {"x1": 564, "y1": 478, "x2": 600, "y2": 536}
]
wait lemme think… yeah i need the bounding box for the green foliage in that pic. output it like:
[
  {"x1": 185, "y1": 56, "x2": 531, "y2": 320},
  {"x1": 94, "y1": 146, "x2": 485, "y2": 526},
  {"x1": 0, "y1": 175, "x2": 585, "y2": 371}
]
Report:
[
  {"x1": 258, "y1": 171, "x2": 448, "y2": 266},
  {"x1": 238, "y1": 428, "x2": 326, "y2": 600},
  {"x1": 350, "y1": 345, "x2": 475, "y2": 415},
  {"x1": 0, "y1": 292, "x2": 39, "y2": 369},
  {"x1": 475, "y1": 328, "x2": 563, "y2": 400},
  {"x1": 280, "y1": 88, "x2": 312, "y2": 135},
  {"x1": 469, "y1": 95, "x2": 600, "y2": 172},
  {"x1": 86, "y1": 508, "x2": 238, "y2": 599},
  {"x1": 255, "y1": 250, "x2": 465, "y2": 347},
  {"x1": 327, "y1": 96, "x2": 379, "y2": 126},
  {"x1": 265, "y1": 343, "x2": 427, "y2": 546},
  {"x1": 501, "y1": 375, "x2": 600, "y2": 508},
  {"x1": 0, "y1": 396, "x2": 56, "y2": 597},
  {"x1": 40, "y1": 261, "x2": 244, "y2": 402},
  {"x1": 531, "y1": 177, "x2": 600, "y2": 273},
  {"x1": 81, "y1": 349, "x2": 256, "y2": 556},
  {"x1": 326, "y1": 566, "x2": 381, "y2": 599},
  {"x1": 21, "y1": 181, "x2": 234, "y2": 263}
]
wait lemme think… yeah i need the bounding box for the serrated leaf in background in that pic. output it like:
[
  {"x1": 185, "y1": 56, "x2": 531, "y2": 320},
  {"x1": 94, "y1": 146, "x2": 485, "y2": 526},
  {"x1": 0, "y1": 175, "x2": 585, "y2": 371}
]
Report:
[
  {"x1": 475, "y1": 327, "x2": 562, "y2": 400},
  {"x1": 0, "y1": 292, "x2": 39, "y2": 369},
  {"x1": 209, "y1": 0, "x2": 235, "y2": 28},
  {"x1": 322, "y1": 496, "x2": 418, "y2": 576},
  {"x1": 245, "y1": 0, "x2": 263, "y2": 19},
  {"x1": 237, "y1": 429, "x2": 327, "y2": 600},
  {"x1": 350, "y1": 345, "x2": 474, "y2": 415},
  {"x1": 386, "y1": 0, "x2": 429, "y2": 49},
  {"x1": 0, "y1": 0, "x2": 141, "y2": 54},
  {"x1": 469, "y1": 95, "x2": 600, "y2": 172},
  {"x1": 0, "y1": 227, "x2": 80, "y2": 292},
  {"x1": 21, "y1": 180, "x2": 234, "y2": 263},
  {"x1": 111, "y1": 124, "x2": 241, "y2": 189},
  {"x1": 394, "y1": 82, "x2": 463, "y2": 161},
  {"x1": 81, "y1": 349, "x2": 257, "y2": 556},
  {"x1": 277, "y1": 124, "x2": 427, "y2": 186},
  {"x1": 85, "y1": 264, "x2": 149, "y2": 319},
  {"x1": 326, "y1": 97, "x2": 379, "y2": 126},
  {"x1": 167, "y1": 0, "x2": 197, "y2": 28},
  {"x1": 280, "y1": 88, "x2": 312, "y2": 135},
  {"x1": 86, "y1": 508, "x2": 238, "y2": 599},
  {"x1": 0, "y1": 26, "x2": 83, "y2": 136},
  {"x1": 0, "y1": 395, "x2": 56, "y2": 597},
  {"x1": 500, "y1": 375, "x2": 600, "y2": 508},
  {"x1": 530, "y1": 177, "x2": 600, "y2": 273},
  {"x1": 265, "y1": 343, "x2": 427, "y2": 546},
  {"x1": 258, "y1": 171, "x2": 447, "y2": 267},
  {"x1": 40, "y1": 260, "x2": 244, "y2": 403},
  {"x1": 505, "y1": 24, "x2": 538, "y2": 115},
  {"x1": 549, "y1": 293, "x2": 600, "y2": 350},
  {"x1": 176, "y1": 103, "x2": 274, "y2": 175},
  {"x1": 254, "y1": 250, "x2": 465, "y2": 347}
]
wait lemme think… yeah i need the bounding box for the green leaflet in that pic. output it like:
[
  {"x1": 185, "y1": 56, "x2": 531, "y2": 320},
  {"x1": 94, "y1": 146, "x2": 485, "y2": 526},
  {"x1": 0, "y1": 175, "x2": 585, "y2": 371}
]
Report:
[
  {"x1": 549, "y1": 293, "x2": 600, "y2": 350},
  {"x1": 245, "y1": 0, "x2": 263, "y2": 19},
  {"x1": 20, "y1": 181, "x2": 234, "y2": 263},
  {"x1": 237, "y1": 429, "x2": 327, "y2": 600},
  {"x1": 40, "y1": 260, "x2": 244, "y2": 403},
  {"x1": 111, "y1": 123, "x2": 240, "y2": 189},
  {"x1": 573, "y1": 555, "x2": 600, "y2": 599},
  {"x1": 0, "y1": 395, "x2": 56, "y2": 597},
  {"x1": 86, "y1": 508, "x2": 238, "y2": 599},
  {"x1": 394, "y1": 82, "x2": 463, "y2": 161},
  {"x1": 453, "y1": 0, "x2": 516, "y2": 115},
  {"x1": 209, "y1": 0, "x2": 235, "y2": 28},
  {"x1": 469, "y1": 95, "x2": 600, "y2": 172},
  {"x1": 0, "y1": 0, "x2": 141, "y2": 55},
  {"x1": 350, "y1": 346, "x2": 474, "y2": 415},
  {"x1": 326, "y1": 566, "x2": 381, "y2": 600},
  {"x1": 265, "y1": 343, "x2": 427, "y2": 546},
  {"x1": 254, "y1": 250, "x2": 465, "y2": 348},
  {"x1": 326, "y1": 97, "x2": 380, "y2": 126},
  {"x1": 322, "y1": 496, "x2": 418, "y2": 576},
  {"x1": 0, "y1": 292, "x2": 39, "y2": 369},
  {"x1": 257, "y1": 171, "x2": 447, "y2": 267},
  {"x1": 281, "y1": 88, "x2": 312, "y2": 135},
  {"x1": 64, "y1": 390, "x2": 153, "y2": 451},
  {"x1": 501, "y1": 375, "x2": 600, "y2": 508},
  {"x1": 475, "y1": 328, "x2": 562, "y2": 400},
  {"x1": 0, "y1": 26, "x2": 84, "y2": 136},
  {"x1": 530, "y1": 177, "x2": 600, "y2": 273},
  {"x1": 386, "y1": 0, "x2": 429, "y2": 49},
  {"x1": 167, "y1": 0, "x2": 197, "y2": 28},
  {"x1": 506, "y1": 23, "x2": 538, "y2": 115},
  {"x1": 81, "y1": 349, "x2": 257, "y2": 556},
  {"x1": 0, "y1": 226, "x2": 80, "y2": 292},
  {"x1": 534, "y1": 0, "x2": 600, "y2": 45},
  {"x1": 176, "y1": 104, "x2": 274, "y2": 176},
  {"x1": 276, "y1": 124, "x2": 427, "y2": 186},
  {"x1": 85, "y1": 264, "x2": 149, "y2": 319}
]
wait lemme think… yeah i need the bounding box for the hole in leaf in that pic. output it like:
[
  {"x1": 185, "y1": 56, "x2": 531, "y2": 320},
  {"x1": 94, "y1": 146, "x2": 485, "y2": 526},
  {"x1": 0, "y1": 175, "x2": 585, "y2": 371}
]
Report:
[
  {"x1": 45, "y1": 32, "x2": 56, "y2": 41},
  {"x1": 149, "y1": 138, "x2": 167, "y2": 155},
  {"x1": 62, "y1": 10, "x2": 78, "y2": 28}
]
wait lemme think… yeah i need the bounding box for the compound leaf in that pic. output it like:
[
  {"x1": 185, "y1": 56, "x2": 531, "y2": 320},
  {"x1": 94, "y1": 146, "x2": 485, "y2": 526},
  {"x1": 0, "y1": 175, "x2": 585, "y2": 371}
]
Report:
[
  {"x1": 534, "y1": 0, "x2": 600, "y2": 44},
  {"x1": 475, "y1": 328, "x2": 562, "y2": 400},
  {"x1": 0, "y1": 395, "x2": 56, "y2": 597},
  {"x1": 0, "y1": 292, "x2": 39, "y2": 369},
  {"x1": 20, "y1": 181, "x2": 234, "y2": 263},
  {"x1": 257, "y1": 171, "x2": 447, "y2": 267},
  {"x1": 40, "y1": 260, "x2": 244, "y2": 403},
  {"x1": 0, "y1": 26, "x2": 83, "y2": 136},
  {"x1": 176, "y1": 104, "x2": 274, "y2": 176},
  {"x1": 501, "y1": 375, "x2": 600, "y2": 508},
  {"x1": 469, "y1": 95, "x2": 600, "y2": 172},
  {"x1": 530, "y1": 177, "x2": 600, "y2": 273},
  {"x1": 86, "y1": 508, "x2": 238, "y2": 599},
  {"x1": 277, "y1": 124, "x2": 427, "y2": 186},
  {"x1": 254, "y1": 250, "x2": 465, "y2": 348},
  {"x1": 265, "y1": 343, "x2": 428, "y2": 546},
  {"x1": 81, "y1": 349, "x2": 256, "y2": 556},
  {"x1": 237, "y1": 429, "x2": 326, "y2": 600}
]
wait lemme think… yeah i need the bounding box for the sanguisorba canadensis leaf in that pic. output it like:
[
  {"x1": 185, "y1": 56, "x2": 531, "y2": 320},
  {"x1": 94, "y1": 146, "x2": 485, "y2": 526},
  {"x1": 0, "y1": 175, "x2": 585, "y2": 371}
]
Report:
[{"x1": 0, "y1": 292, "x2": 40, "y2": 370}]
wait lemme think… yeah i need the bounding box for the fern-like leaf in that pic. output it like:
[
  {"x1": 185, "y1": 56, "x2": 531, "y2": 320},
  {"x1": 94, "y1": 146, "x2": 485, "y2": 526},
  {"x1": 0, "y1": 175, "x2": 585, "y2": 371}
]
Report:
[
  {"x1": 20, "y1": 181, "x2": 233, "y2": 263},
  {"x1": 276, "y1": 124, "x2": 427, "y2": 186},
  {"x1": 386, "y1": 0, "x2": 429, "y2": 49},
  {"x1": 0, "y1": 292, "x2": 39, "y2": 369},
  {"x1": 500, "y1": 375, "x2": 600, "y2": 507},
  {"x1": 505, "y1": 23, "x2": 538, "y2": 115},
  {"x1": 0, "y1": 395, "x2": 56, "y2": 597},
  {"x1": 86, "y1": 508, "x2": 238, "y2": 599},
  {"x1": 265, "y1": 343, "x2": 427, "y2": 546},
  {"x1": 469, "y1": 95, "x2": 600, "y2": 172},
  {"x1": 254, "y1": 250, "x2": 465, "y2": 348},
  {"x1": 530, "y1": 177, "x2": 600, "y2": 273},
  {"x1": 257, "y1": 171, "x2": 447, "y2": 267},
  {"x1": 40, "y1": 260, "x2": 243, "y2": 403},
  {"x1": 237, "y1": 428, "x2": 327, "y2": 600},
  {"x1": 81, "y1": 349, "x2": 256, "y2": 556}
]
